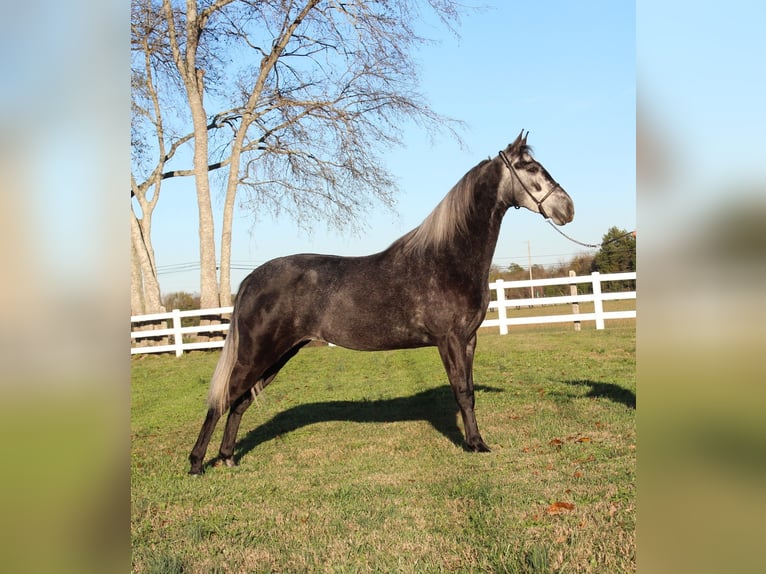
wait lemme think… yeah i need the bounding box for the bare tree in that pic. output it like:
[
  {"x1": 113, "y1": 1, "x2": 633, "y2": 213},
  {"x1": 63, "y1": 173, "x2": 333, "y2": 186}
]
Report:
[
  {"x1": 159, "y1": 0, "x2": 233, "y2": 308},
  {"x1": 132, "y1": 0, "x2": 466, "y2": 308},
  {"x1": 214, "y1": 0, "x2": 465, "y2": 304},
  {"x1": 131, "y1": 1, "x2": 174, "y2": 314},
  {"x1": 131, "y1": 0, "x2": 231, "y2": 312}
]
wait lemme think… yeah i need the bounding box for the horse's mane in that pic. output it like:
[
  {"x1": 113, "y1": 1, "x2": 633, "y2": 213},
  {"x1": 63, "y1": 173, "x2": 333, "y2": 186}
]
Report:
[{"x1": 394, "y1": 158, "x2": 493, "y2": 255}]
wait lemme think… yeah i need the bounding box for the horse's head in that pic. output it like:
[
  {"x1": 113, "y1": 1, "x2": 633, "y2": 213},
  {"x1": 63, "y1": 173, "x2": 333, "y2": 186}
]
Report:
[{"x1": 499, "y1": 130, "x2": 574, "y2": 226}]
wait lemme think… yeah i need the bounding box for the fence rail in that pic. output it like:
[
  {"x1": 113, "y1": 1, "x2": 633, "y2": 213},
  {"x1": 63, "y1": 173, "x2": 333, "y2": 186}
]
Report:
[{"x1": 131, "y1": 271, "x2": 635, "y2": 356}]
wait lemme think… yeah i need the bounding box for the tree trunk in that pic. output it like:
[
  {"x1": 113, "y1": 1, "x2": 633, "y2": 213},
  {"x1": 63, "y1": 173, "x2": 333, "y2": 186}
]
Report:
[
  {"x1": 219, "y1": 127, "x2": 247, "y2": 307},
  {"x1": 190, "y1": 92, "x2": 220, "y2": 309},
  {"x1": 183, "y1": 1, "x2": 220, "y2": 310},
  {"x1": 131, "y1": 238, "x2": 145, "y2": 316},
  {"x1": 130, "y1": 209, "x2": 164, "y2": 314}
]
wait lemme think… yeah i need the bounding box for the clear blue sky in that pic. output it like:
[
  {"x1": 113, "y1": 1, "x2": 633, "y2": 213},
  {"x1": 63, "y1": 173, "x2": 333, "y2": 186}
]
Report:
[{"x1": 152, "y1": 1, "x2": 635, "y2": 295}]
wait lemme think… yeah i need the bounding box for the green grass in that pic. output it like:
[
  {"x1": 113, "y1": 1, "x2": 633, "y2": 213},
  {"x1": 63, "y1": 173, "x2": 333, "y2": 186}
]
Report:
[{"x1": 132, "y1": 327, "x2": 635, "y2": 573}]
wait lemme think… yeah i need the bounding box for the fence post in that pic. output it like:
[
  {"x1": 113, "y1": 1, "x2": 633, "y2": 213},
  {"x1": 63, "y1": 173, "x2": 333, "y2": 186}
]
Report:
[
  {"x1": 569, "y1": 270, "x2": 580, "y2": 332},
  {"x1": 171, "y1": 309, "x2": 184, "y2": 357},
  {"x1": 495, "y1": 279, "x2": 508, "y2": 335},
  {"x1": 591, "y1": 272, "x2": 605, "y2": 330}
]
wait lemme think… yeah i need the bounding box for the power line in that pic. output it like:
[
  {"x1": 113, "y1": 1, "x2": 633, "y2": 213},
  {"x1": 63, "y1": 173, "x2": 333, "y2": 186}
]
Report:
[
  {"x1": 157, "y1": 245, "x2": 635, "y2": 275},
  {"x1": 157, "y1": 260, "x2": 269, "y2": 275}
]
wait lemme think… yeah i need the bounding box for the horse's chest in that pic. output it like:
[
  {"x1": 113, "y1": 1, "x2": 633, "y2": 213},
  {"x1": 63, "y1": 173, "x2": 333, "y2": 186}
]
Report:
[{"x1": 418, "y1": 281, "x2": 487, "y2": 322}]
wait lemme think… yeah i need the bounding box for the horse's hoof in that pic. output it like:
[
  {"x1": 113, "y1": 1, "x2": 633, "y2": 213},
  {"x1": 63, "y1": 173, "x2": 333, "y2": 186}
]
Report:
[
  {"x1": 188, "y1": 467, "x2": 204, "y2": 476},
  {"x1": 470, "y1": 441, "x2": 492, "y2": 453},
  {"x1": 213, "y1": 457, "x2": 237, "y2": 468}
]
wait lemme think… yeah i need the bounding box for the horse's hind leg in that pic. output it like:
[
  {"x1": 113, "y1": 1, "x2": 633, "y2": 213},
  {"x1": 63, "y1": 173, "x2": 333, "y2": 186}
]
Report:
[
  {"x1": 216, "y1": 374, "x2": 272, "y2": 467},
  {"x1": 189, "y1": 407, "x2": 222, "y2": 475},
  {"x1": 217, "y1": 341, "x2": 309, "y2": 467},
  {"x1": 188, "y1": 360, "x2": 250, "y2": 475}
]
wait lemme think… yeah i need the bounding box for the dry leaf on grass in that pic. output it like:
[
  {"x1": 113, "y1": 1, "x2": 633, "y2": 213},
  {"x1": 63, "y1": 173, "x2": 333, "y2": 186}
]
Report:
[
  {"x1": 547, "y1": 501, "x2": 575, "y2": 515},
  {"x1": 572, "y1": 454, "x2": 596, "y2": 465}
]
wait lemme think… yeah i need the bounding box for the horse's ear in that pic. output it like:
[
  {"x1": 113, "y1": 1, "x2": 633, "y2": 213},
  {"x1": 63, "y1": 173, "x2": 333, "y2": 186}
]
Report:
[
  {"x1": 522, "y1": 130, "x2": 529, "y2": 146},
  {"x1": 510, "y1": 129, "x2": 525, "y2": 151}
]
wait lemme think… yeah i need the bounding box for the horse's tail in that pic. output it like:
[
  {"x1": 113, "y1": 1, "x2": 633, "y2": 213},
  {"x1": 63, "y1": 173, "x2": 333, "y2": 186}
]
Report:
[{"x1": 207, "y1": 308, "x2": 239, "y2": 415}]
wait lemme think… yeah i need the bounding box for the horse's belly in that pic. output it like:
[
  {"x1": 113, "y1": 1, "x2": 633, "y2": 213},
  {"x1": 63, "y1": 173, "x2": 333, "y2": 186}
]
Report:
[{"x1": 316, "y1": 312, "x2": 434, "y2": 352}]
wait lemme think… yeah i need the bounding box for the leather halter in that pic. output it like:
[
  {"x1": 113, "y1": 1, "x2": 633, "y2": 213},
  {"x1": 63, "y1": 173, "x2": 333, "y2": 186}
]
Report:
[{"x1": 498, "y1": 149, "x2": 560, "y2": 220}]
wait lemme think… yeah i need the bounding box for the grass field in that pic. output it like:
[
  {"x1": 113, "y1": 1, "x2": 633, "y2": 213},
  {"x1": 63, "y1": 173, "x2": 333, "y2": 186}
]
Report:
[{"x1": 131, "y1": 325, "x2": 635, "y2": 573}]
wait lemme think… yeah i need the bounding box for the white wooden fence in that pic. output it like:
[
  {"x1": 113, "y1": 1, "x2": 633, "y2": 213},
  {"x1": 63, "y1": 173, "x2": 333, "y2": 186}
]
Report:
[
  {"x1": 131, "y1": 271, "x2": 635, "y2": 357},
  {"x1": 484, "y1": 271, "x2": 636, "y2": 334},
  {"x1": 131, "y1": 307, "x2": 232, "y2": 357}
]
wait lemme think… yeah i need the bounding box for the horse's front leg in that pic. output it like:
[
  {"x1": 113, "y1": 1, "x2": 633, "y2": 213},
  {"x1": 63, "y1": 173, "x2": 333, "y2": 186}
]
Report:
[{"x1": 438, "y1": 332, "x2": 491, "y2": 452}]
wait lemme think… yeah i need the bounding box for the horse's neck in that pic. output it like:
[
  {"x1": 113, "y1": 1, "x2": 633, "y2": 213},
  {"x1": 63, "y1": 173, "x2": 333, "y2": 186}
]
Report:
[{"x1": 438, "y1": 191, "x2": 508, "y2": 278}]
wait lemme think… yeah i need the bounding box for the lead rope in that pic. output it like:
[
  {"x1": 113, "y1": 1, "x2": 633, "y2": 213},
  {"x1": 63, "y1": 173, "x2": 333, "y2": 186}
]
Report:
[{"x1": 546, "y1": 220, "x2": 636, "y2": 249}]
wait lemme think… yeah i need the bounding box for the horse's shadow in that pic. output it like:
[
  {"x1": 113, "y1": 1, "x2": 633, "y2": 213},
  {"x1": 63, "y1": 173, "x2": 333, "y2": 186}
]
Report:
[
  {"x1": 232, "y1": 384, "x2": 503, "y2": 463},
  {"x1": 562, "y1": 379, "x2": 636, "y2": 409}
]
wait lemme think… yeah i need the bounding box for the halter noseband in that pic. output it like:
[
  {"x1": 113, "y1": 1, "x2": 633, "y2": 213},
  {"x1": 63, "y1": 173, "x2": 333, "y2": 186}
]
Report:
[{"x1": 498, "y1": 149, "x2": 560, "y2": 220}]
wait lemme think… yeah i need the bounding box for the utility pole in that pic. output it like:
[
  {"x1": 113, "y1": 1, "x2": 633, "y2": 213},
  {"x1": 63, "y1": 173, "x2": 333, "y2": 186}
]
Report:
[{"x1": 527, "y1": 240, "x2": 534, "y2": 299}]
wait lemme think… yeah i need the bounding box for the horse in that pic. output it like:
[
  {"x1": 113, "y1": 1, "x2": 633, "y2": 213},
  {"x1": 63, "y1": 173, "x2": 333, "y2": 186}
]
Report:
[{"x1": 189, "y1": 130, "x2": 574, "y2": 474}]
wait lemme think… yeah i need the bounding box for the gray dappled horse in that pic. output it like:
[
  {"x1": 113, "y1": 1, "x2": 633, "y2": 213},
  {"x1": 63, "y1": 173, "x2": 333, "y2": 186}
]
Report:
[{"x1": 189, "y1": 130, "x2": 574, "y2": 474}]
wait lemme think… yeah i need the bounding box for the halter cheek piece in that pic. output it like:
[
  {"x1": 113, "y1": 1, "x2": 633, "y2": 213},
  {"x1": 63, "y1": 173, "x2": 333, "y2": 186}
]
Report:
[{"x1": 498, "y1": 149, "x2": 560, "y2": 220}]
